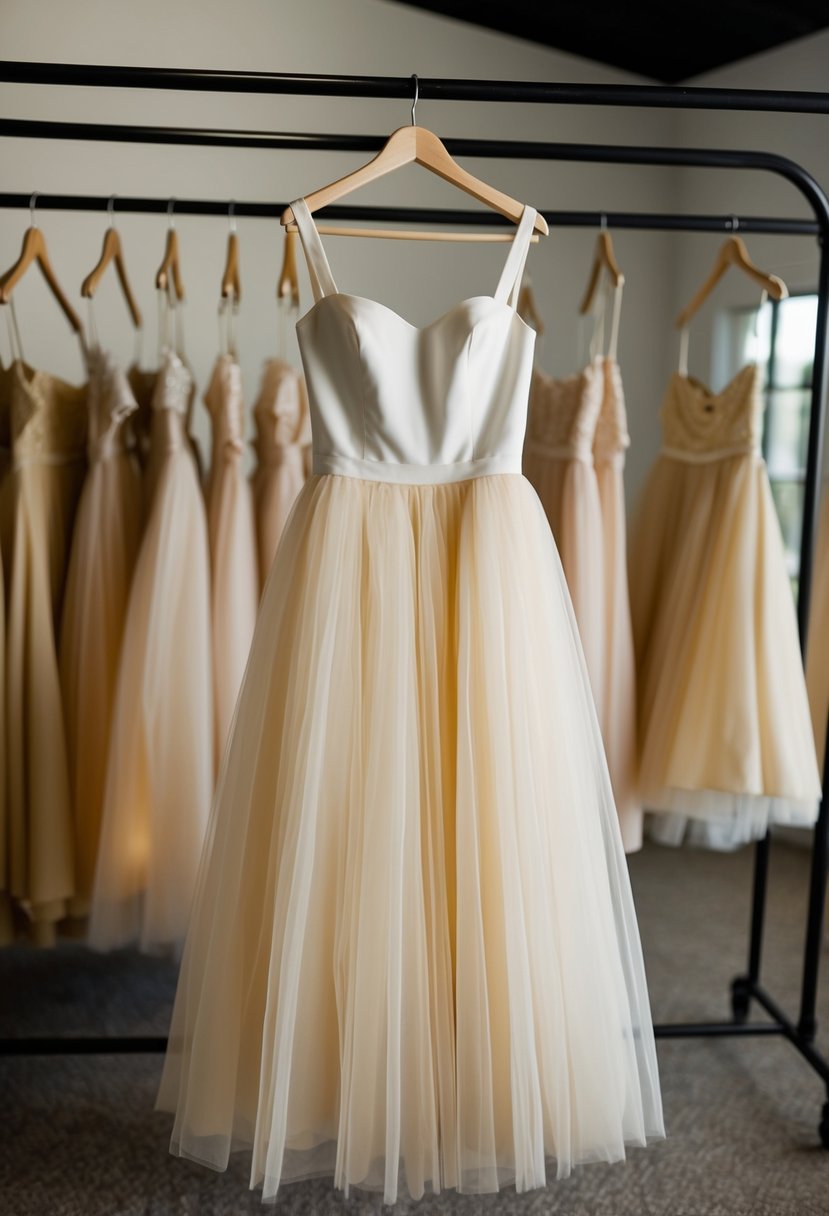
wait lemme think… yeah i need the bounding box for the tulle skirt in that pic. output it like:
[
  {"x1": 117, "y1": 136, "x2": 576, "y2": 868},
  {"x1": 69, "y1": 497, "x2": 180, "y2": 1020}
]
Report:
[
  {"x1": 157, "y1": 472, "x2": 664, "y2": 1204},
  {"x1": 595, "y1": 455, "x2": 642, "y2": 852},
  {"x1": 521, "y1": 450, "x2": 606, "y2": 712},
  {"x1": 88, "y1": 447, "x2": 213, "y2": 954},
  {"x1": 59, "y1": 451, "x2": 143, "y2": 917},
  {"x1": 631, "y1": 453, "x2": 821, "y2": 849},
  {"x1": 206, "y1": 457, "x2": 258, "y2": 764},
  {"x1": 6, "y1": 458, "x2": 86, "y2": 943}
]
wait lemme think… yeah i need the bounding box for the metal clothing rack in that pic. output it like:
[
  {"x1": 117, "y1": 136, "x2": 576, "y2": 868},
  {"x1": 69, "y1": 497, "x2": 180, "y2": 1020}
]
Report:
[{"x1": 1, "y1": 62, "x2": 828, "y2": 1148}]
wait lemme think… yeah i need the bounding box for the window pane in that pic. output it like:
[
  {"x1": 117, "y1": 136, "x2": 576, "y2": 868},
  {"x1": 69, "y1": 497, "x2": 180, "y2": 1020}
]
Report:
[
  {"x1": 763, "y1": 388, "x2": 811, "y2": 478},
  {"x1": 726, "y1": 302, "x2": 773, "y2": 386},
  {"x1": 772, "y1": 295, "x2": 818, "y2": 388}
]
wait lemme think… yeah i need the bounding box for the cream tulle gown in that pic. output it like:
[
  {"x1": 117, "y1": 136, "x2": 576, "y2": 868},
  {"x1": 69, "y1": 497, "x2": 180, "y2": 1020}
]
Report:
[
  {"x1": 631, "y1": 336, "x2": 822, "y2": 849},
  {"x1": 158, "y1": 201, "x2": 663, "y2": 1204},
  {"x1": 204, "y1": 354, "x2": 258, "y2": 760},
  {"x1": 523, "y1": 286, "x2": 641, "y2": 851},
  {"x1": 6, "y1": 357, "x2": 87, "y2": 945},
  {"x1": 251, "y1": 358, "x2": 310, "y2": 591},
  {"x1": 88, "y1": 348, "x2": 213, "y2": 954},
  {"x1": 59, "y1": 347, "x2": 143, "y2": 918}
]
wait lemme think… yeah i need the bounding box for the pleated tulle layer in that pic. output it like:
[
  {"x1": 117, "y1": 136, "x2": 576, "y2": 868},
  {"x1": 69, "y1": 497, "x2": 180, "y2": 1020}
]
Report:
[
  {"x1": 631, "y1": 453, "x2": 821, "y2": 849},
  {"x1": 157, "y1": 472, "x2": 663, "y2": 1204},
  {"x1": 88, "y1": 440, "x2": 213, "y2": 954}
]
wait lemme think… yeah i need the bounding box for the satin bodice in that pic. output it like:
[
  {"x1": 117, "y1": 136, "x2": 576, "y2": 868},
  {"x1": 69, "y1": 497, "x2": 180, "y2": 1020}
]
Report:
[
  {"x1": 252, "y1": 358, "x2": 310, "y2": 471},
  {"x1": 661, "y1": 364, "x2": 762, "y2": 462},
  {"x1": 10, "y1": 361, "x2": 87, "y2": 467},
  {"x1": 85, "y1": 347, "x2": 138, "y2": 463},
  {"x1": 292, "y1": 198, "x2": 537, "y2": 485},
  {"x1": 524, "y1": 356, "x2": 604, "y2": 463},
  {"x1": 204, "y1": 355, "x2": 245, "y2": 464}
]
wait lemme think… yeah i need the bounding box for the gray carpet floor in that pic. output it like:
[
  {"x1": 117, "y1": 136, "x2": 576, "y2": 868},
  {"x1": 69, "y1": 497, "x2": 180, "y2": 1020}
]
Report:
[{"x1": 1, "y1": 839, "x2": 828, "y2": 1215}]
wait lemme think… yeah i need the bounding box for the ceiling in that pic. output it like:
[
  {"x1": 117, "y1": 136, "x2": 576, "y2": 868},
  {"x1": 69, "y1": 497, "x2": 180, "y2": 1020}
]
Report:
[{"x1": 390, "y1": 1, "x2": 829, "y2": 83}]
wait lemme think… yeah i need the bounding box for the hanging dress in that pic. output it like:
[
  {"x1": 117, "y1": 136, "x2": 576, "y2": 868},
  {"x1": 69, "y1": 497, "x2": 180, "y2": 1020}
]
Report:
[
  {"x1": 592, "y1": 291, "x2": 642, "y2": 852},
  {"x1": 6, "y1": 359, "x2": 87, "y2": 945},
  {"x1": 88, "y1": 347, "x2": 213, "y2": 954},
  {"x1": 523, "y1": 284, "x2": 641, "y2": 849},
  {"x1": 157, "y1": 200, "x2": 663, "y2": 1205},
  {"x1": 630, "y1": 327, "x2": 822, "y2": 849},
  {"x1": 523, "y1": 357, "x2": 605, "y2": 706},
  {"x1": 59, "y1": 346, "x2": 143, "y2": 918},
  {"x1": 251, "y1": 358, "x2": 311, "y2": 591},
  {"x1": 203, "y1": 354, "x2": 258, "y2": 762}
]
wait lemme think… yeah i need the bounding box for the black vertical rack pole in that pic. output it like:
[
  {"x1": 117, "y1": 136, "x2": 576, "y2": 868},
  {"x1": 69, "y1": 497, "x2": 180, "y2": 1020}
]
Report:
[{"x1": 0, "y1": 65, "x2": 828, "y2": 1146}]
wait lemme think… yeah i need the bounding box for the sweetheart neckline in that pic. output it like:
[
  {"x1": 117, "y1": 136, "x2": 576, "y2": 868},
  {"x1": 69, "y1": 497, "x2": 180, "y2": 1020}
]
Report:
[
  {"x1": 296, "y1": 292, "x2": 536, "y2": 338},
  {"x1": 671, "y1": 362, "x2": 758, "y2": 402}
]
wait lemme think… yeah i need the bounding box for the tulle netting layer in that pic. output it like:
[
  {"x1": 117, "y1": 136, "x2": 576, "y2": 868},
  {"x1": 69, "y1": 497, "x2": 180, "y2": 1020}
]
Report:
[
  {"x1": 157, "y1": 472, "x2": 664, "y2": 1204},
  {"x1": 631, "y1": 453, "x2": 821, "y2": 849}
]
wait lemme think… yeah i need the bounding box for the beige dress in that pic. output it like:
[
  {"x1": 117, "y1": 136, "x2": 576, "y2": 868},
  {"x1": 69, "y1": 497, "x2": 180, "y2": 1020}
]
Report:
[
  {"x1": 204, "y1": 355, "x2": 258, "y2": 764},
  {"x1": 523, "y1": 357, "x2": 606, "y2": 710},
  {"x1": 88, "y1": 349, "x2": 213, "y2": 954},
  {"x1": 59, "y1": 348, "x2": 144, "y2": 918},
  {"x1": 631, "y1": 363, "x2": 821, "y2": 848},
  {"x1": 593, "y1": 359, "x2": 642, "y2": 851},
  {"x1": 251, "y1": 359, "x2": 310, "y2": 592},
  {"x1": 6, "y1": 362, "x2": 87, "y2": 944}
]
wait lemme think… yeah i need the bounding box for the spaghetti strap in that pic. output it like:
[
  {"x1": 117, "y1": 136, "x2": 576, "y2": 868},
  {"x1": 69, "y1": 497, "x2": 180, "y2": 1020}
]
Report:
[
  {"x1": 494, "y1": 206, "x2": 537, "y2": 309},
  {"x1": 291, "y1": 199, "x2": 338, "y2": 303}
]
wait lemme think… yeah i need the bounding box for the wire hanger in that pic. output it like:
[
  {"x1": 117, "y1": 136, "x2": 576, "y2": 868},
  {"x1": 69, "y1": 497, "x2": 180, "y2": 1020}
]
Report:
[
  {"x1": 220, "y1": 200, "x2": 241, "y2": 304},
  {"x1": 579, "y1": 215, "x2": 624, "y2": 315},
  {"x1": 0, "y1": 192, "x2": 84, "y2": 334},
  {"x1": 81, "y1": 195, "x2": 143, "y2": 330},
  {"x1": 675, "y1": 219, "x2": 787, "y2": 329},
  {"x1": 155, "y1": 198, "x2": 186, "y2": 303},
  {"x1": 281, "y1": 75, "x2": 549, "y2": 243}
]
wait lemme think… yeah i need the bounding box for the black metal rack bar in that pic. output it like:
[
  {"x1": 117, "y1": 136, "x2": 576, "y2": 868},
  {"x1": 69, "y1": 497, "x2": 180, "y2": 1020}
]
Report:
[
  {"x1": 0, "y1": 63, "x2": 827, "y2": 1148},
  {"x1": 0, "y1": 192, "x2": 819, "y2": 236},
  {"x1": 2, "y1": 61, "x2": 829, "y2": 113}
]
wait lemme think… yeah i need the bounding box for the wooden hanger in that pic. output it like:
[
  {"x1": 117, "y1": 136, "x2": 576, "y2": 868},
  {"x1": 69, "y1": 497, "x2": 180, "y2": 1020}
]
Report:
[
  {"x1": 81, "y1": 197, "x2": 143, "y2": 328},
  {"x1": 155, "y1": 199, "x2": 185, "y2": 301},
  {"x1": 220, "y1": 202, "x2": 241, "y2": 303},
  {"x1": 277, "y1": 228, "x2": 300, "y2": 308},
  {"x1": 517, "y1": 279, "x2": 545, "y2": 335},
  {"x1": 579, "y1": 226, "x2": 624, "y2": 316},
  {"x1": 676, "y1": 232, "x2": 786, "y2": 329},
  {"x1": 0, "y1": 194, "x2": 83, "y2": 334},
  {"x1": 281, "y1": 76, "x2": 548, "y2": 241}
]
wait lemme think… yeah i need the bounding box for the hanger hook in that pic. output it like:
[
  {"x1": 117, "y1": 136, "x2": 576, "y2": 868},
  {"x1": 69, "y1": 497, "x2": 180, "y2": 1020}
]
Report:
[
  {"x1": 107, "y1": 194, "x2": 117, "y2": 229},
  {"x1": 600, "y1": 213, "x2": 608, "y2": 232},
  {"x1": 228, "y1": 199, "x2": 236, "y2": 234},
  {"x1": 167, "y1": 197, "x2": 176, "y2": 231},
  {"x1": 730, "y1": 214, "x2": 740, "y2": 233},
  {"x1": 410, "y1": 74, "x2": 419, "y2": 126},
  {"x1": 29, "y1": 191, "x2": 38, "y2": 228}
]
